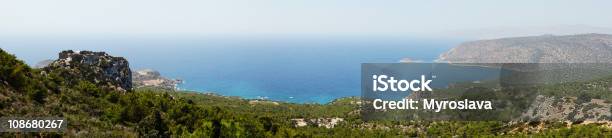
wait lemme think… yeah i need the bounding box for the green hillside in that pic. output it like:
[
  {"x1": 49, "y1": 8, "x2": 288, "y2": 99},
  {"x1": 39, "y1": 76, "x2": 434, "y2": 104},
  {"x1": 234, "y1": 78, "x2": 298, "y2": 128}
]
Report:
[{"x1": 0, "y1": 49, "x2": 610, "y2": 137}]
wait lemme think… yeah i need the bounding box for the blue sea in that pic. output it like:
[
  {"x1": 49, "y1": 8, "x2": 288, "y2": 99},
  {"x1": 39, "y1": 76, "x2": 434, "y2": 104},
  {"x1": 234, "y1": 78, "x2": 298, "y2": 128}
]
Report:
[{"x1": 1, "y1": 35, "x2": 461, "y2": 103}]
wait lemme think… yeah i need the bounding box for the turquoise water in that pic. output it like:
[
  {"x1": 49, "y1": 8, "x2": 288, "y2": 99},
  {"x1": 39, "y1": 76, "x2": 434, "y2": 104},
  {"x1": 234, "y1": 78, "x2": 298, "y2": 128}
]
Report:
[{"x1": 1, "y1": 36, "x2": 460, "y2": 103}]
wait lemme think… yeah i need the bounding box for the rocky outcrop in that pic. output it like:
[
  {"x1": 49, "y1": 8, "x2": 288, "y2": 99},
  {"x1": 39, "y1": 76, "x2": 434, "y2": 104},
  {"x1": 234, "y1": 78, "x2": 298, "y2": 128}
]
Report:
[
  {"x1": 45, "y1": 50, "x2": 132, "y2": 91},
  {"x1": 438, "y1": 33, "x2": 612, "y2": 63},
  {"x1": 132, "y1": 69, "x2": 181, "y2": 90},
  {"x1": 521, "y1": 95, "x2": 611, "y2": 122},
  {"x1": 291, "y1": 118, "x2": 344, "y2": 128},
  {"x1": 248, "y1": 100, "x2": 279, "y2": 105},
  {"x1": 290, "y1": 119, "x2": 308, "y2": 127}
]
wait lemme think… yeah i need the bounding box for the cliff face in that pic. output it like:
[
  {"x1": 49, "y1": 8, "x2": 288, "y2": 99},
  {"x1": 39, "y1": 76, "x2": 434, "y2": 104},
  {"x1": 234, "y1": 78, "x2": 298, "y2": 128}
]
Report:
[
  {"x1": 45, "y1": 50, "x2": 132, "y2": 91},
  {"x1": 438, "y1": 33, "x2": 612, "y2": 63}
]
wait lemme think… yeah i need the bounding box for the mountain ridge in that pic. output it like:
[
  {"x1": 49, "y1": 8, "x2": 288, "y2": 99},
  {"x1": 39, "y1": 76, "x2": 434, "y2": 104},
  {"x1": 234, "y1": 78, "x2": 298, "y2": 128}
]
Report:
[{"x1": 438, "y1": 33, "x2": 612, "y2": 63}]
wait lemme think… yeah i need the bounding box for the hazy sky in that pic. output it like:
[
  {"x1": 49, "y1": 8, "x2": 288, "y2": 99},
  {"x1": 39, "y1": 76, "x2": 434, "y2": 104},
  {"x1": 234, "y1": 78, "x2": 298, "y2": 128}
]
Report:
[{"x1": 2, "y1": 0, "x2": 612, "y2": 36}]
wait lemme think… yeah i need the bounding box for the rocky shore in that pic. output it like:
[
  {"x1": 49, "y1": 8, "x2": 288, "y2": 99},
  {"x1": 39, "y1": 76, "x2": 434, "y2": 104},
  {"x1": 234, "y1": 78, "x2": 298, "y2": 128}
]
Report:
[{"x1": 132, "y1": 69, "x2": 182, "y2": 90}]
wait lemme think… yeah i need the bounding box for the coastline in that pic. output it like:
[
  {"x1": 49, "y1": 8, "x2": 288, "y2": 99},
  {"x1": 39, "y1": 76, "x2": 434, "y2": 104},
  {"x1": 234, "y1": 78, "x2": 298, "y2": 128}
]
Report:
[{"x1": 172, "y1": 85, "x2": 351, "y2": 105}]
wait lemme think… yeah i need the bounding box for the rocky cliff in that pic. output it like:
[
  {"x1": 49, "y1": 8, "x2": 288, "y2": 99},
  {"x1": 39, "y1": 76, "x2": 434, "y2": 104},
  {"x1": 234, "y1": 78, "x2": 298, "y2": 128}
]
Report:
[
  {"x1": 438, "y1": 33, "x2": 612, "y2": 63},
  {"x1": 45, "y1": 50, "x2": 132, "y2": 91}
]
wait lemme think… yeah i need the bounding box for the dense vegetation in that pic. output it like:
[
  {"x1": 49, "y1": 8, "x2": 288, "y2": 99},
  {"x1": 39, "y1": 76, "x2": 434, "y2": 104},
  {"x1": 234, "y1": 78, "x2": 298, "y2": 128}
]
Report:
[{"x1": 1, "y1": 49, "x2": 610, "y2": 137}]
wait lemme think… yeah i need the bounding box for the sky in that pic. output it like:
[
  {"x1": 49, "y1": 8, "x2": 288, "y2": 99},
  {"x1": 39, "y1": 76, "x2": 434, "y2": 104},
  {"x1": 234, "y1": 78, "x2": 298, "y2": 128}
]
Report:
[{"x1": 2, "y1": 0, "x2": 612, "y2": 36}]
